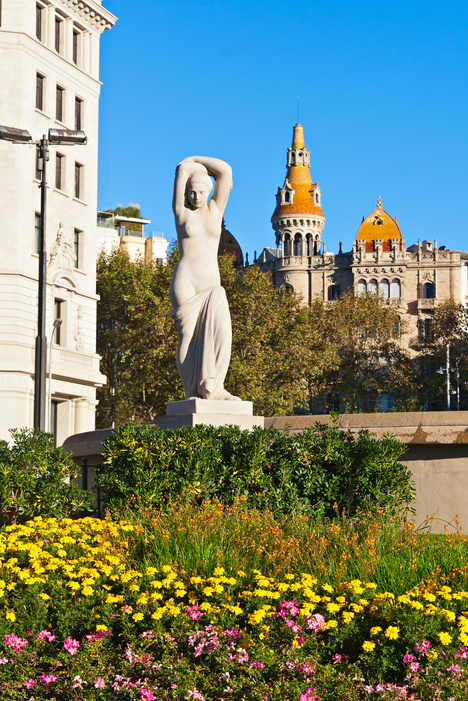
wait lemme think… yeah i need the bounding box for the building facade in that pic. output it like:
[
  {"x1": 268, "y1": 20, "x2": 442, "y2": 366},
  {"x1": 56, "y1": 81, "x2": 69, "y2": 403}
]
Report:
[
  {"x1": 260, "y1": 124, "x2": 468, "y2": 346},
  {"x1": 97, "y1": 211, "x2": 169, "y2": 264},
  {"x1": 0, "y1": 0, "x2": 116, "y2": 443}
]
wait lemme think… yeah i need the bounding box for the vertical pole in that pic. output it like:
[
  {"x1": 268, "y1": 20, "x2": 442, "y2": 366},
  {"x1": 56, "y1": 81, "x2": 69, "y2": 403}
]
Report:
[
  {"x1": 457, "y1": 366, "x2": 460, "y2": 411},
  {"x1": 34, "y1": 136, "x2": 48, "y2": 430},
  {"x1": 446, "y1": 343, "x2": 450, "y2": 411}
]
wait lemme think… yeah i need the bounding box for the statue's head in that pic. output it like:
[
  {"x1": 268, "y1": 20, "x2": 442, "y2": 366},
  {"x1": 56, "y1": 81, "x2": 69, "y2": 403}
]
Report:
[{"x1": 187, "y1": 172, "x2": 213, "y2": 209}]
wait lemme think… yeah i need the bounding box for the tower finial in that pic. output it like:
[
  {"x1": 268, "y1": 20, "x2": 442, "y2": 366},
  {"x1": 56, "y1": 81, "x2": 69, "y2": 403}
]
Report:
[
  {"x1": 377, "y1": 195, "x2": 382, "y2": 208},
  {"x1": 292, "y1": 123, "x2": 305, "y2": 148},
  {"x1": 297, "y1": 95, "x2": 300, "y2": 124}
]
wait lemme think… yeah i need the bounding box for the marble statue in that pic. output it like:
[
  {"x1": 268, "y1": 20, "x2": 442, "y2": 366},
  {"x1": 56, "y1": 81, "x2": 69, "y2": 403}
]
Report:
[{"x1": 170, "y1": 156, "x2": 240, "y2": 401}]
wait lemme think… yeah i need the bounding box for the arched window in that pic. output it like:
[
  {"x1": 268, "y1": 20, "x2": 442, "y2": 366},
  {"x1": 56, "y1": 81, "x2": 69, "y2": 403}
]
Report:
[
  {"x1": 380, "y1": 279, "x2": 390, "y2": 299},
  {"x1": 357, "y1": 280, "x2": 367, "y2": 296},
  {"x1": 423, "y1": 282, "x2": 435, "y2": 299},
  {"x1": 284, "y1": 234, "x2": 292, "y2": 256},
  {"x1": 368, "y1": 279, "x2": 378, "y2": 295},
  {"x1": 306, "y1": 234, "x2": 313, "y2": 256},
  {"x1": 294, "y1": 234, "x2": 303, "y2": 256},
  {"x1": 285, "y1": 191, "x2": 290, "y2": 203},
  {"x1": 328, "y1": 284, "x2": 339, "y2": 301},
  {"x1": 390, "y1": 279, "x2": 401, "y2": 298}
]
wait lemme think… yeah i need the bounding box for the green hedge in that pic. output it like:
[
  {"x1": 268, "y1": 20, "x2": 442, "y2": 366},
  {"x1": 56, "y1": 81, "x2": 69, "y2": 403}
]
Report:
[{"x1": 96, "y1": 423, "x2": 414, "y2": 518}]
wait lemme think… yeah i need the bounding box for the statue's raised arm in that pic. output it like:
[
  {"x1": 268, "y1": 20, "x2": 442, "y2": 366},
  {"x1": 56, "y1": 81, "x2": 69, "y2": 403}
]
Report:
[{"x1": 169, "y1": 155, "x2": 240, "y2": 402}]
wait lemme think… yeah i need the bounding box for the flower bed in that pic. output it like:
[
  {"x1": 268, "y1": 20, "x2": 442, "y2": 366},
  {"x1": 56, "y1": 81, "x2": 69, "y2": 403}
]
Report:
[{"x1": 1, "y1": 517, "x2": 468, "y2": 699}]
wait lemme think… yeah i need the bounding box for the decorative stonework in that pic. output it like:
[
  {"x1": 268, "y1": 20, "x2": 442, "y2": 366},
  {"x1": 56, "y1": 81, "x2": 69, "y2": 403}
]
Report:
[{"x1": 62, "y1": 0, "x2": 116, "y2": 32}]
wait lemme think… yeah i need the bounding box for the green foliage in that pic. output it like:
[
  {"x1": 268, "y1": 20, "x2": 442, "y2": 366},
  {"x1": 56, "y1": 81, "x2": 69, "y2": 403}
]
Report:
[
  {"x1": 0, "y1": 428, "x2": 92, "y2": 526},
  {"x1": 97, "y1": 423, "x2": 414, "y2": 519}
]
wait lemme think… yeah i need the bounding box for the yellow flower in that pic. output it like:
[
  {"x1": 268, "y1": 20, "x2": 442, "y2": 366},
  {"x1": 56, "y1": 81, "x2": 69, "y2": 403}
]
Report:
[
  {"x1": 438, "y1": 631, "x2": 452, "y2": 645},
  {"x1": 384, "y1": 626, "x2": 399, "y2": 640},
  {"x1": 362, "y1": 640, "x2": 376, "y2": 652},
  {"x1": 96, "y1": 625, "x2": 108, "y2": 631},
  {"x1": 326, "y1": 602, "x2": 341, "y2": 613},
  {"x1": 342, "y1": 611, "x2": 354, "y2": 624},
  {"x1": 322, "y1": 584, "x2": 333, "y2": 593},
  {"x1": 40, "y1": 593, "x2": 51, "y2": 600},
  {"x1": 427, "y1": 649, "x2": 438, "y2": 661},
  {"x1": 132, "y1": 612, "x2": 144, "y2": 621},
  {"x1": 5, "y1": 611, "x2": 16, "y2": 622},
  {"x1": 370, "y1": 626, "x2": 382, "y2": 636},
  {"x1": 82, "y1": 586, "x2": 94, "y2": 596},
  {"x1": 284, "y1": 574, "x2": 295, "y2": 581},
  {"x1": 326, "y1": 619, "x2": 338, "y2": 628}
]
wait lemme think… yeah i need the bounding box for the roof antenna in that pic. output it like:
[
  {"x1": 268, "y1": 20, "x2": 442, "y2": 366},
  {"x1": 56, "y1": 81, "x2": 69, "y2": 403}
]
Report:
[{"x1": 297, "y1": 95, "x2": 300, "y2": 124}]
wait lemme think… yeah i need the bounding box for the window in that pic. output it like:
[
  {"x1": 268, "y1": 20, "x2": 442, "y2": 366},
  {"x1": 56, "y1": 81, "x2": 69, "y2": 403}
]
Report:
[
  {"x1": 56, "y1": 85, "x2": 64, "y2": 122},
  {"x1": 36, "y1": 3, "x2": 43, "y2": 40},
  {"x1": 34, "y1": 213, "x2": 41, "y2": 253},
  {"x1": 285, "y1": 192, "x2": 290, "y2": 203},
  {"x1": 54, "y1": 300, "x2": 63, "y2": 345},
  {"x1": 423, "y1": 282, "x2": 435, "y2": 299},
  {"x1": 73, "y1": 229, "x2": 80, "y2": 268},
  {"x1": 357, "y1": 280, "x2": 367, "y2": 296},
  {"x1": 36, "y1": 73, "x2": 44, "y2": 111},
  {"x1": 74, "y1": 162, "x2": 82, "y2": 199},
  {"x1": 368, "y1": 279, "x2": 378, "y2": 295},
  {"x1": 390, "y1": 279, "x2": 401, "y2": 298},
  {"x1": 380, "y1": 279, "x2": 390, "y2": 299},
  {"x1": 72, "y1": 29, "x2": 82, "y2": 65},
  {"x1": 75, "y1": 97, "x2": 83, "y2": 131},
  {"x1": 55, "y1": 15, "x2": 63, "y2": 53},
  {"x1": 423, "y1": 318, "x2": 432, "y2": 342},
  {"x1": 328, "y1": 285, "x2": 339, "y2": 301},
  {"x1": 55, "y1": 153, "x2": 64, "y2": 190}
]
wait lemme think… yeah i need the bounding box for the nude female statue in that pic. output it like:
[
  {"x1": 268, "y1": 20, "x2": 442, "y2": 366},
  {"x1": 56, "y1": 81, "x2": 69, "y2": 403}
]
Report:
[{"x1": 170, "y1": 156, "x2": 240, "y2": 401}]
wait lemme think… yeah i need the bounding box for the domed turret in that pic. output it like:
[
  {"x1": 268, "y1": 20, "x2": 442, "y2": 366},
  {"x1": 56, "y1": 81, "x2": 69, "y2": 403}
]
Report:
[
  {"x1": 356, "y1": 196, "x2": 402, "y2": 252},
  {"x1": 271, "y1": 124, "x2": 325, "y2": 257}
]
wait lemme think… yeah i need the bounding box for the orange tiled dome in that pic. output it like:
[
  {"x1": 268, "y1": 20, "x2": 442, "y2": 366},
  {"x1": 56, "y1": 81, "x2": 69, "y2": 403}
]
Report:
[
  {"x1": 356, "y1": 197, "x2": 402, "y2": 252},
  {"x1": 271, "y1": 124, "x2": 325, "y2": 220}
]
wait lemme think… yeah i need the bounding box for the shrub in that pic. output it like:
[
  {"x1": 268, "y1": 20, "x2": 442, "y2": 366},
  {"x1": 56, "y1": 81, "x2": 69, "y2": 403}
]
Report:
[
  {"x1": 96, "y1": 423, "x2": 414, "y2": 518},
  {"x1": 0, "y1": 428, "x2": 93, "y2": 526}
]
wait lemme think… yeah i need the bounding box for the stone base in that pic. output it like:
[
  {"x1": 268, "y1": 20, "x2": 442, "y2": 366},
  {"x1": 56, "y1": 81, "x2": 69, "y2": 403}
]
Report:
[
  {"x1": 167, "y1": 398, "x2": 253, "y2": 416},
  {"x1": 159, "y1": 399, "x2": 263, "y2": 430}
]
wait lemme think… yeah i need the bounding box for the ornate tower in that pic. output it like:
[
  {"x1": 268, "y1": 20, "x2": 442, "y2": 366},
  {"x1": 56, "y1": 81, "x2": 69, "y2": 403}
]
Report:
[{"x1": 271, "y1": 123, "x2": 325, "y2": 257}]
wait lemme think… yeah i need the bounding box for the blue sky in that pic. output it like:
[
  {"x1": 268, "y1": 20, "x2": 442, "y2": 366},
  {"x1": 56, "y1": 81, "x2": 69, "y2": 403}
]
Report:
[{"x1": 98, "y1": 0, "x2": 468, "y2": 260}]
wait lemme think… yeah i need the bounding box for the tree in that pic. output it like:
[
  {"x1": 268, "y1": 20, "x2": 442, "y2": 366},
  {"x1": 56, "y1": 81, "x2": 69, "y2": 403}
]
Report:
[
  {"x1": 314, "y1": 291, "x2": 417, "y2": 413},
  {"x1": 96, "y1": 246, "x2": 182, "y2": 427},
  {"x1": 220, "y1": 256, "x2": 336, "y2": 415},
  {"x1": 414, "y1": 299, "x2": 468, "y2": 410}
]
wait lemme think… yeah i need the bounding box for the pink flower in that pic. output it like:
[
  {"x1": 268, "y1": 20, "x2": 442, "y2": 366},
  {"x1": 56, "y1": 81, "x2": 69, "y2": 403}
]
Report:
[
  {"x1": 403, "y1": 654, "x2": 416, "y2": 664},
  {"x1": 140, "y1": 689, "x2": 155, "y2": 701},
  {"x1": 409, "y1": 662, "x2": 420, "y2": 673},
  {"x1": 305, "y1": 613, "x2": 326, "y2": 632},
  {"x1": 23, "y1": 680, "x2": 35, "y2": 689},
  {"x1": 299, "y1": 689, "x2": 319, "y2": 701},
  {"x1": 3, "y1": 634, "x2": 28, "y2": 654},
  {"x1": 414, "y1": 640, "x2": 431, "y2": 655},
  {"x1": 40, "y1": 674, "x2": 57, "y2": 684},
  {"x1": 64, "y1": 636, "x2": 80, "y2": 655},
  {"x1": 250, "y1": 660, "x2": 266, "y2": 670},
  {"x1": 0, "y1": 657, "x2": 8, "y2": 665},
  {"x1": 37, "y1": 629, "x2": 56, "y2": 643},
  {"x1": 186, "y1": 691, "x2": 206, "y2": 700},
  {"x1": 94, "y1": 677, "x2": 106, "y2": 689},
  {"x1": 187, "y1": 604, "x2": 204, "y2": 621},
  {"x1": 333, "y1": 654, "x2": 343, "y2": 664}
]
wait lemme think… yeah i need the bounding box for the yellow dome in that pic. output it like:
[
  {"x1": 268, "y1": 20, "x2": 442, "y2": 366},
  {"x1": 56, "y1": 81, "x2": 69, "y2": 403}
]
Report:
[
  {"x1": 271, "y1": 124, "x2": 325, "y2": 221},
  {"x1": 356, "y1": 196, "x2": 402, "y2": 252}
]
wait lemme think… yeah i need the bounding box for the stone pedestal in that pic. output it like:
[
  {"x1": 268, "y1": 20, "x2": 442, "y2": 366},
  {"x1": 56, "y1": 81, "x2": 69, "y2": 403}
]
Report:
[{"x1": 154, "y1": 399, "x2": 264, "y2": 430}]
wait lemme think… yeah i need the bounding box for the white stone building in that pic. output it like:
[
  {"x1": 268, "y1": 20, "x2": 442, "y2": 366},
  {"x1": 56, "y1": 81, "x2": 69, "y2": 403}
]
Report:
[
  {"x1": 0, "y1": 0, "x2": 116, "y2": 444},
  {"x1": 96, "y1": 211, "x2": 169, "y2": 264}
]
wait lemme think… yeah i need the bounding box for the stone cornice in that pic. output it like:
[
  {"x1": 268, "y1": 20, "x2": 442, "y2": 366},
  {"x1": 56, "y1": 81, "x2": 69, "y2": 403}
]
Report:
[{"x1": 59, "y1": 0, "x2": 117, "y2": 33}]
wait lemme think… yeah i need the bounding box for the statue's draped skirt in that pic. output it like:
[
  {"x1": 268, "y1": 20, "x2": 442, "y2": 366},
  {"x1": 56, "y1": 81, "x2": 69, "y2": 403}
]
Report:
[{"x1": 170, "y1": 286, "x2": 232, "y2": 399}]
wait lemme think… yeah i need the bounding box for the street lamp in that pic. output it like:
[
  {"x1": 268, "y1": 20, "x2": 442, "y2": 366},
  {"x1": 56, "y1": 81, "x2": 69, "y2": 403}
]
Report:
[
  {"x1": 48, "y1": 318, "x2": 62, "y2": 434},
  {"x1": 0, "y1": 126, "x2": 87, "y2": 431}
]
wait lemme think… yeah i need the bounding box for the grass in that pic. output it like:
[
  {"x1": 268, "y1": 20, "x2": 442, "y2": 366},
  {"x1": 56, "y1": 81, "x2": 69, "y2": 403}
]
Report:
[{"x1": 119, "y1": 496, "x2": 468, "y2": 595}]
